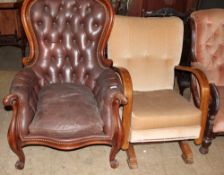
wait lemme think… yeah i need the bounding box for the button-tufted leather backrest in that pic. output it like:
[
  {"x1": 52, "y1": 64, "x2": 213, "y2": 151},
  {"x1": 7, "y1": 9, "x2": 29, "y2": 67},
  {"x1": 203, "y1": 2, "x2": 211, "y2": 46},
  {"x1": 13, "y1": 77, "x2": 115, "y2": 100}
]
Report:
[
  {"x1": 22, "y1": 0, "x2": 113, "y2": 88},
  {"x1": 191, "y1": 9, "x2": 224, "y2": 86}
]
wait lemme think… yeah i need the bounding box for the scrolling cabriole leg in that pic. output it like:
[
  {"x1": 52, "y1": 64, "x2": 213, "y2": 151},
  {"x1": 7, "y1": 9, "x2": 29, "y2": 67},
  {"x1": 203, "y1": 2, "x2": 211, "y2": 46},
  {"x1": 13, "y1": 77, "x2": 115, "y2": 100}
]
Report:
[
  {"x1": 199, "y1": 84, "x2": 219, "y2": 154},
  {"x1": 7, "y1": 101, "x2": 25, "y2": 170},
  {"x1": 110, "y1": 101, "x2": 123, "y2": 169}
]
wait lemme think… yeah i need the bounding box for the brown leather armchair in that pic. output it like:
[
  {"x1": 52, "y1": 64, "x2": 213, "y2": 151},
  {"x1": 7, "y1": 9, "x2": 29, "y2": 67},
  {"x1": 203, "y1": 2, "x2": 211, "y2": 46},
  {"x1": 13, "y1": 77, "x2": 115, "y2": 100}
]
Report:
[
  {"x1": 108, "y1": 15, "x2": 210, "y2": 168},
  {"x1": 3, "y1": 0, "x2": 127, "y2": 170},
  {"x1": 191, "y1": 9, "x2": 224, "y2": 154}
]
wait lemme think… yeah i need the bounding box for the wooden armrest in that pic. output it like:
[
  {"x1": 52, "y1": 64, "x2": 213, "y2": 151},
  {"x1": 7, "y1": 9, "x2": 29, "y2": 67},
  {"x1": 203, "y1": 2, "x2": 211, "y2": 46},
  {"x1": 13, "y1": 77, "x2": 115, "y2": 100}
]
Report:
[
  {"x1": 113, "y1": 67, "x2": 133, "y2": 150},
  {"x1": 175, "y1": 65, "x2": 210, "y2": 144}
]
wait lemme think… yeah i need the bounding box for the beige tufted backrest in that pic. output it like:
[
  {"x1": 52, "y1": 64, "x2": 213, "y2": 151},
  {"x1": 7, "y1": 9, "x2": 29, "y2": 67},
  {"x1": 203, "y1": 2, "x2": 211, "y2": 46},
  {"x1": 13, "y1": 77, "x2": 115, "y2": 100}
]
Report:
[
  {"x1": 191, "y1": 9, "x2": 224, "y2": 86},
  {"x1": 108, "y1": 16, "x2": 184, "y2": 91}
]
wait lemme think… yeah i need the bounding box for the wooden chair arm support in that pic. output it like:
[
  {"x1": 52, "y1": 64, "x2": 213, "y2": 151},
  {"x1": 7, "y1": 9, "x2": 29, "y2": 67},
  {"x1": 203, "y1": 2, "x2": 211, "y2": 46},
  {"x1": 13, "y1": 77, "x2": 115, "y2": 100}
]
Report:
[
  {"x1": 113, "y1": 67, "x2": 133, "y2": 150},
  {"x1": 175, "y1": 65, "x2": 210, "y2": 144},
  {"x1": 208, "y1": 83, "x2": 220, "y2": 116}
]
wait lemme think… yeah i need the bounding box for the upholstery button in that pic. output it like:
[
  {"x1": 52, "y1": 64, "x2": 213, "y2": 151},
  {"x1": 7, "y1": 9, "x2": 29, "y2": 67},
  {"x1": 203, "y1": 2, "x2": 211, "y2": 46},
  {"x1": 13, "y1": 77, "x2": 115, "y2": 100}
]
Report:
[
  {"x1": 80, "y1": 22, "x2": 84, "y2": 28},
  {"x1": 44, "y1": 5, "x2": 49, "y2": 12},
  {"x1": 53, "y1": 20, "x2": 56, "y2": 25},
  {"x1": 207, "y1": 21, "x2": 212, "y2": 25},
  {"x1": 74, "y1": 6, "x2": 78, "y2": 11},
  {"x1": 87, "y1": 39, "x2": 91, "y2": 45},
  {"x1": 66, "y1": 56, "x2": 70, "y2": 62},
  {"x1": 59, "y1": 6, "x2": 63, "y2": 10},
  {"x1": 94, "y1": 23, "x2": 98, "y2": 28},
  {"x1": 87, "y1": 7, "x2": 91, "y2": 13},
  {"x1": 85, "y1": 74, "x2": 89, "y2": 80},
  {"x1": 38, "y1": 21, "x2": 42, "y2": 26}
]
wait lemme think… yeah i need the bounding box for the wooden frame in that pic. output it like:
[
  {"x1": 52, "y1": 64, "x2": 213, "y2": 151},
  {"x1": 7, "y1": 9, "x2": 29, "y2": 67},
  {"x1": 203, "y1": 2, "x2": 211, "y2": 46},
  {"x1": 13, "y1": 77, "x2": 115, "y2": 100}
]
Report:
[
  {"x1": 3, "y1": 0, "x2": 127, "y2": 170},
  {"x1": 114, "y1": 65, "x2": 210, "y2": 168},
  {"x1": 190, "y1": 14, "x2": 223, "y2": 154},
  {"x1": 199, "y1": 84, "x2": 220, "y2": 154}
]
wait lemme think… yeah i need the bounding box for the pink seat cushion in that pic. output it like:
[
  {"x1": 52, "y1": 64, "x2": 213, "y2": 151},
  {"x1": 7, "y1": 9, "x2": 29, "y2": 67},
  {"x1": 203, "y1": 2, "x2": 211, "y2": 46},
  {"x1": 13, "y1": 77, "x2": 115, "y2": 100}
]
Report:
[{"x1": 29, "y1": 83, "x2": 104, "y2": 138}]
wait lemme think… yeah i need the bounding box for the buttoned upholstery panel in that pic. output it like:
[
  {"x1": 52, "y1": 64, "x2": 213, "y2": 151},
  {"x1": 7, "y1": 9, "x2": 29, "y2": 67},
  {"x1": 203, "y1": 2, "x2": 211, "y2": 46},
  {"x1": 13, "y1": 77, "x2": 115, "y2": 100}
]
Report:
[
  {"x1": 28, "y1": 0, "x2": 108, "y2": 87},
  {"x1": 191, "y1": 9, "x2": 224, "y2": 86},
  {"x1": 108, "y1": 16, "x2": 184, "y2": 91}
]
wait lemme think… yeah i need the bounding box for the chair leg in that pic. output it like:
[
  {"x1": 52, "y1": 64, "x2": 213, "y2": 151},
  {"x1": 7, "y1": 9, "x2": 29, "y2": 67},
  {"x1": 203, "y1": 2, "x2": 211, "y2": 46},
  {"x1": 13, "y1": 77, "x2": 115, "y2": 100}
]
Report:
[
  {"x1": 199, "y1": 110, "x2": 216, "y2": 154},
  {"x1": 199, "y1": 137, "x2": 213, "y2": 154},
  {"x1": 199, "y1": 112, "x2": 214, "y2": 154},
  {"x1": 179, "y1": 141, "x2": 193, "y2": 164},
  {"x1": 110, "y1": 102, "x2": 125, "y2": 169},
  {"x1": 200, "y1": 83, "x2": 219, "y2": 154},
  {"x1": 109, "y1": 144, "x2": 120, "y2": 169},
  {"x1": 126, "y1": 144, "x2": 138, "y2": 169},
  {"x1": 8, "y1": 119, "x2": 25, "y2": 169},
  {"x1": 13, "y1": 146, "x2": 25, "y2": 170}
]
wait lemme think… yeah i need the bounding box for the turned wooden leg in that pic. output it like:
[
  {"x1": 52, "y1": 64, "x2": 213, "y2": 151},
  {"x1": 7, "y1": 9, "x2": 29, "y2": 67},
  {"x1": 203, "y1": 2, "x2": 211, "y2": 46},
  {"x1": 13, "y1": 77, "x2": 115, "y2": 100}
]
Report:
[
  {"x1": 179, "y1": 141, "x2": 193, "y2": 164},
  {"x1": 126, "y1": 144, "x2": 138, "y2": 169},
  {"x1": 200, "y1": 84, "x2": 219, "y2": 154},
  {"x1": 199, "y1": 113, "x2": 215, "y2": 154},
  {"x1": 199, "y1": 137, "x2": 213, "y2": 154}
]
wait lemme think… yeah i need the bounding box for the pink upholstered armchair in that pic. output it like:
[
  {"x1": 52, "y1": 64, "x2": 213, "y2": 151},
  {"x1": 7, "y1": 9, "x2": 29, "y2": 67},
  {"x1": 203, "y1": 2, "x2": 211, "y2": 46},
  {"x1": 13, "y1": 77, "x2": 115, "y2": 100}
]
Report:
[{"x1": 191, "y1": 9, "x2": 224, "y2": 154}]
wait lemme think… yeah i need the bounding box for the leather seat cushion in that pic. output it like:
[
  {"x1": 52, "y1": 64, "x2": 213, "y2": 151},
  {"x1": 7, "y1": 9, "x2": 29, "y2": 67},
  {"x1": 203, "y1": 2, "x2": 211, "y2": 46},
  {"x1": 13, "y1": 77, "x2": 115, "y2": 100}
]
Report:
[
  {"x1": 213, "y1": 86, "x2": 224, "y2": 132},
  {"x1": 29, "y1": 83, "x2": 104, "y2": 138},
  {"x1": 132, "y1": 90, "x2": 201, "y2": 130}
]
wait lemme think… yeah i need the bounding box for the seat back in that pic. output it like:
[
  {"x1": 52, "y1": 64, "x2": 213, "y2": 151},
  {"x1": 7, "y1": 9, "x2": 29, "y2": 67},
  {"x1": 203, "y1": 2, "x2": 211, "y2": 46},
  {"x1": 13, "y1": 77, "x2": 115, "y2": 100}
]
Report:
[
  {"x1": 22, "y1": 0, "x2": 113, "y2": 87},
  {"x1": 191, "y1": 9, "x2": 224, "y2": 86},
  {"x1": 108, "y1": 16, "x2": 184, "y2": 91}
]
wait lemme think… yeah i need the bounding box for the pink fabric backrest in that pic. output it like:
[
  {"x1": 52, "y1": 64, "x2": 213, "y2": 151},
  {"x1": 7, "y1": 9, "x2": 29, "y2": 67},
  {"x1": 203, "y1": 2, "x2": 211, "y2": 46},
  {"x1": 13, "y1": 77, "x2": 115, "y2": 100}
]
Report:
[{"x1": 191, "y1": 9, "x2": 224, "y2": 86}]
